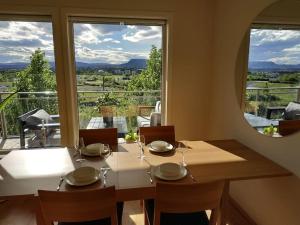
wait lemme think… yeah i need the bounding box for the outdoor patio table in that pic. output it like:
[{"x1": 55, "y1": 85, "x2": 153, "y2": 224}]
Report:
[
  {"x1": 0, "y1": 140, "x2": 292, "y2": 225},
  {"x1": 86, "y1": 116, "x2": 128, "y2": 138}
]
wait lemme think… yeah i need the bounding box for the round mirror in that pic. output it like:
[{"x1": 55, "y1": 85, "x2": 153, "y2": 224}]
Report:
[{"x1": 236, "y1": 0, "x2": 300, "y2": 137}]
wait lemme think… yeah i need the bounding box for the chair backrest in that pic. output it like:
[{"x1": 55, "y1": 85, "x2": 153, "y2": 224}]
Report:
[
  {"x1": 79, "y1": 128, "x2": 118, "y2": 150},
  {"x1": 155, "y1": 101, "x2": 161, "y2": 113},
  {"x1": 278, "y1": 119, "x2": 300, "y2": 136},
  {"x1": 139, "y1": 125, "x2": 175, "y2": 145},
  {"x1": 283, "y1": 101, "x2": 300, "y2": 120},
  {"x1": 154, "y1": 181, "x2": 225, "y2": 225},
  {"x1": 38, "y1": 187, "x2": 117, "y2": 225}
]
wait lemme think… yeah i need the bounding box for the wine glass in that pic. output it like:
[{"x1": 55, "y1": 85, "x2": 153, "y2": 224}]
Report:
[
  {"x1": 177, "y1": 142, "x2": 187, "y2": 167},
  {"x1": 137, "y1": 134, "x2": 145, "y2": 159},
  {"x1": 74, "y1": 137, "x2": 85, "y2": 163}
]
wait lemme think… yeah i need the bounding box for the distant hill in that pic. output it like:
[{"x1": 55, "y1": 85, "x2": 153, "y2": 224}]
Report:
[
  {"x1": 0, "y1": 62, "x2": 28, "y2": 70},
  {"x1": 119, "y1": 59, "x2": 147, "y2": 69},
  {"x1": 249, "y1": 61, "x2": 300, "y2": 72},
  {"x1": 0, "y1": 59, "x2": 147, "y2": 71}
]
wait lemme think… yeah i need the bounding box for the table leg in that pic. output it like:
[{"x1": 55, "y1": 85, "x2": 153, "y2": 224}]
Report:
[{"x1": 219, "y1": 180, "x2": 230, "y2": 225}]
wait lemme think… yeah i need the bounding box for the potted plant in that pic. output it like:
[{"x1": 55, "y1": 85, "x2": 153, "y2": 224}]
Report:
[
  {"x1": 125, "y1": 129, "x2": 138, "y2": 143},
  {"x1": 263, "y1": 124, "x2": 278, "y2": 136},
  {"x1": 96, "y1": 92, "x2": 120, "y2": 126}
]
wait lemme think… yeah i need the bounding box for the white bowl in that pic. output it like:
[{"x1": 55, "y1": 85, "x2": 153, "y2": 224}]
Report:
[
  {"x1": 159, "y1": 163, "x2": 181, "y2": 177},
  {"x1": 72, "y1": 166, "x2": 97, "y2": 183},
  {"x1": 85, "y1": 143, "x2": 104, "y2": 154},
  {"x1": 150, "y1": 140, "x2": 170, "y2": 151}
]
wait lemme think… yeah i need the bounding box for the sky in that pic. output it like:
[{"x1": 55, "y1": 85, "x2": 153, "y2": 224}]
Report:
[
  {"x1": 0, "y1": 21, "x2": 162, "y2": 64},
  {"x1": 249, "y1": 28, "x2": 300, "y2": 64}
]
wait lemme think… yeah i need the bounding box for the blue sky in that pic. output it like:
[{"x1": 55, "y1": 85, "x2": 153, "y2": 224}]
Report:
[
  {"x1": 249, "y1": 28, "x2": 300, "y2": 64},
  {"x1": 0, "y1": 21, "x2": 162, "y2": 64}
]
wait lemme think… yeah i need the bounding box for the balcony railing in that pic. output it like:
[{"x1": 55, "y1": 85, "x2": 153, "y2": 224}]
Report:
[
  {"x1": 0, "y1": 90, "x2": 161, "y2": 142},
  {"x1": 245, "y1": 86, "x2": 300, "y2": 118}
]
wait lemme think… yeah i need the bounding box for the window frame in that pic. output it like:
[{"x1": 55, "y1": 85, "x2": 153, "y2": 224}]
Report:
[
  {"x1": 68, "y1": 16, "x2": 168, "y2": 141},
  {"x1": 0, "y1": 12, "x2": 70, "y2": 147}
]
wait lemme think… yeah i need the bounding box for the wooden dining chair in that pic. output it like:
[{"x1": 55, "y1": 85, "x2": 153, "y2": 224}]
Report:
[
  {"x1": 78, "y1": 129, "x2": 123, "y2": 225},
  {"x1": 144, "y1": 181, "x2": 225, "y2": 225},
  {"x1": 79, "y1": 128, "x2": 118, "y2": 151},
  {"x1": 38, "y1": 187, "x2": 117, "y2": 225},
  {"x1": 278, "y1": 119, "x2": 300, "y2": 136},
  {"x1": 139, "y1": 125, "x2": 175, "y2": 145}
]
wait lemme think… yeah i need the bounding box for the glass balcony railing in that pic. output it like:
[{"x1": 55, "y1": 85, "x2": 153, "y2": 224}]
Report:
[
  {"x1": 0, "y1": 90, "x2": 161, "y2": 149},
  {"x1": 245, "y1": 86, "x2": 300, "y2": 118}
]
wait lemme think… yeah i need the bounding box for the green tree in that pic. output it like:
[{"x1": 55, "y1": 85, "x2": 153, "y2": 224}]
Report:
[
  {"x1": 15, "y1": 49, "x2": 56, "y2": 92},
  {"x1": 5, "y1": 49, "x2": 57, "y2": 135},
  {"x1": 127, "y1": 45, "x2": 161, "y2": 91}
]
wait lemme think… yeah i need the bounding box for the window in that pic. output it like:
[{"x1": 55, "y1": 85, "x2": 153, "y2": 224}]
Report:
[
  {"x1": 70, "y1": 18, "x2": 165, "y2": 137},
  {"x1": 243, "y1": 24, "x2": 300, "y2": 136},
  {"x1": 0, "y1": 18, "x2": 61, "y2": 149}
]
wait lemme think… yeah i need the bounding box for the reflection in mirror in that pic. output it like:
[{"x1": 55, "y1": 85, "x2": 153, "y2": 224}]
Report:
[{"x1": 238, "y1": 0, "x2": 300, "y2": 137}]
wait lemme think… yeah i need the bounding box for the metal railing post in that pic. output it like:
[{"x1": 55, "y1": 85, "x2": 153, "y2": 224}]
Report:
[
  {"x1": 255, "y1": 89, "x2": 259, "y2": 116},
  {"x1": 0, "y1": 93, "x2": 8, "y2": 139}
]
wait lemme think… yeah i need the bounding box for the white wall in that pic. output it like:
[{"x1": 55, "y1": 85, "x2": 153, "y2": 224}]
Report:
[{"x1": 212, "y1": 0, "x2": 300, "y2": 224}]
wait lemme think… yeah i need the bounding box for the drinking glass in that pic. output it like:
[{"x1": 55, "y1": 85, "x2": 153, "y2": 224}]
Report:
[
  {"x1": 74, "y1": 137, "x2": 85, "y2": 164},
  {"x1": 137, "y1": 134, "x2": 145, "y2": 159},
  {"x1": 177, "y1": 142, "x2": 187, "y2": 167}
]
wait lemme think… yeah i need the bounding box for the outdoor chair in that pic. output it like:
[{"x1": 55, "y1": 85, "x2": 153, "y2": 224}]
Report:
[
  {"x1": 266, "y1": 101, "x2": 300, "y2": 120},
  {"x1": 266, "y1": 101, "x2": 300, "y2": 135},
  {"x1": 137, "y1": 101, "x2": 161, "y2": 127},
  {"x1": 18, "y1": 109, "x2": 60, "y2": 148},
  {"x1": 144, "y1": 181, "x2": 225, "y2": 225},
  {"x1": 38, "y1": 187, "x2": 118, "y2": 225}
]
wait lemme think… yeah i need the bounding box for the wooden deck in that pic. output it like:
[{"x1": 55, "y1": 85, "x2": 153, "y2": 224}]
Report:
[{"x1": 0, "y1": 134, "x2": 60, "y2": 151}]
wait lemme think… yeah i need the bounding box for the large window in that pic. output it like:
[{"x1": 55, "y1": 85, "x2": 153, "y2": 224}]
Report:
[
  {"x1": 243, "y1": 24, "x2": 300, "y2": 136},
  {"x1": 0, "y1": 18, "x2": 60, "y2": 149},
  {"x1": 71, "y1": 19, "x2": 165, "y2": 137}
]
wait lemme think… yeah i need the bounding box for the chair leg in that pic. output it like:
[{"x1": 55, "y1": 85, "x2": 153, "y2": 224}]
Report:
[{"x1": 143, "y1": 201, "x2": 150, "y2": 225}]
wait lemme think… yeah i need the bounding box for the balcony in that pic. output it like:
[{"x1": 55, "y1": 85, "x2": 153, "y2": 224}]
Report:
[
  {"x1": 244, "y1": 86, "x2": 300, "y2": 132},
  {"x1": 0, "y1": 90, "x2": 160, "y2": 150}
]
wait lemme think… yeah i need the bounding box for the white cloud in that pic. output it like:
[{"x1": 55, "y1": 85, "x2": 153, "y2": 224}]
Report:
[
  {"x1": 103, "y1": 38, "x2": 120, "y2": 44},
  {"x1": 269, "y1": 56, "x2": 300, "y2": 64},
  {"x1": 122, "y1": 26, "x2": 162, "y2": 42},
  {"x1": 127, "y1": 25, "x2": 136, "y2": 29},
  {"x1": 76, "y1": 24, "x2": 103, "y2": 45},
  {"x1": 75, "y1": 47, "x2": 148, "y2": 64},
  {"x1": 74, "y1": 24, "x2": 125, "y2": 45},
  {"x1": 283, "y1": 44, "x2": 300, "y2": 54},
  {"x1": 251, "y1": 29, "x2": 300, "y2": 46},
  {"x1": 0, "y1": 21, "x2": 54, "y2": 63}
]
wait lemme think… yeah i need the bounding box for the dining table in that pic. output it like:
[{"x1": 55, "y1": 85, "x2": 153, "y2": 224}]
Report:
[{"x1": 0, "y1": 139, "x2": 292, "y2": 225}]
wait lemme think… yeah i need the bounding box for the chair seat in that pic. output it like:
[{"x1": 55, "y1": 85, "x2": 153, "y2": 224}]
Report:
[
  {"x1": 58, "y1": 218, "x2": 111, "y2": 225},
  {"x1": 145, "y1": 199, "x2": 209, "y2": 225}
]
